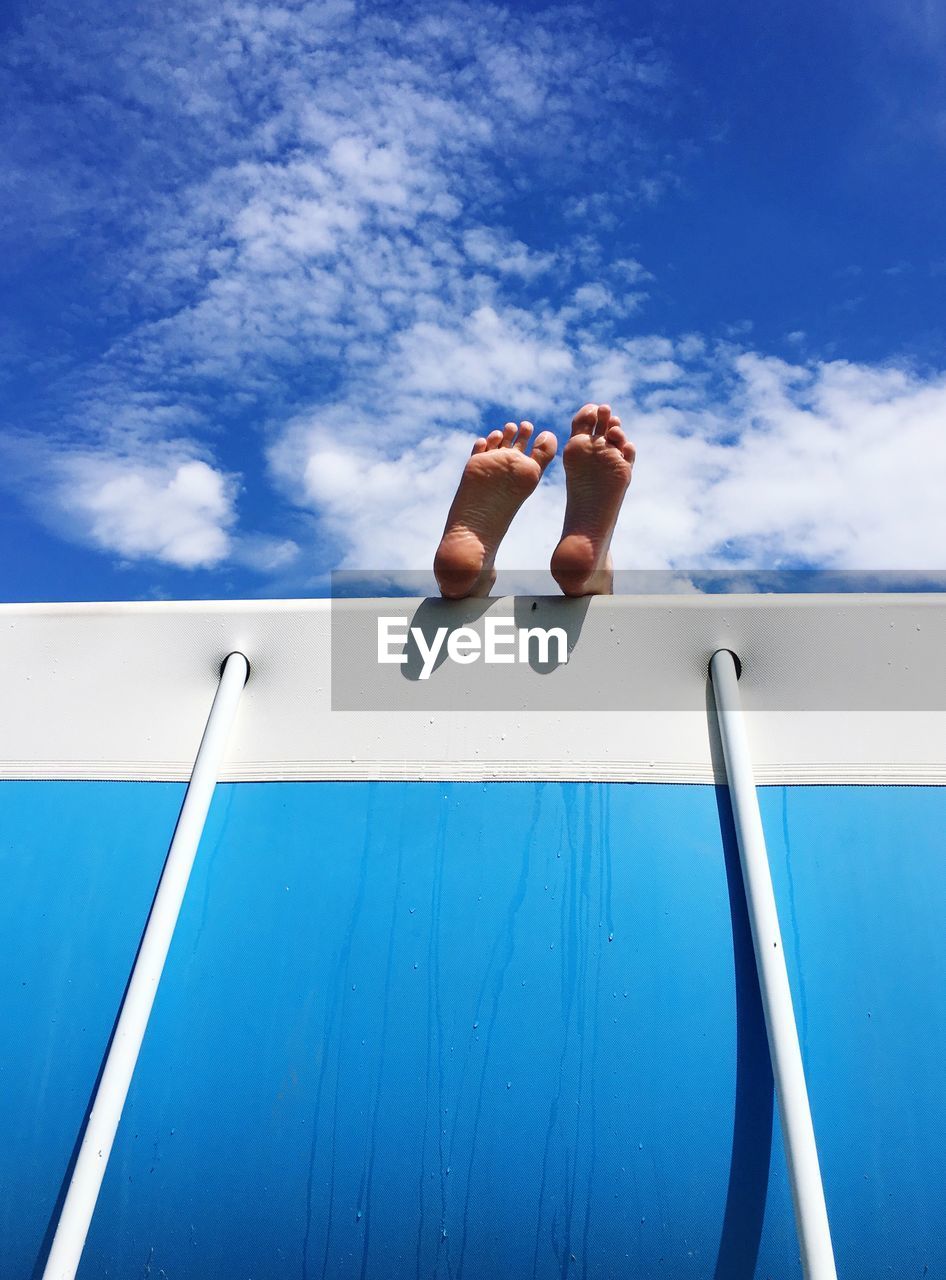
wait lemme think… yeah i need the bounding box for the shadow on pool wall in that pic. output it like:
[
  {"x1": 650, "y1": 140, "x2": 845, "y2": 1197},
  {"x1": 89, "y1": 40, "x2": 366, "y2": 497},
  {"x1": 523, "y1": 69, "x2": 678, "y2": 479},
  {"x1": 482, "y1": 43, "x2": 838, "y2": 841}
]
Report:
[
  {"x1": 712, "y1": 783, "x2": 775, "y2": 1279},
  {"x1": 399, "y1": 595, "x2": 593, "y2": 682},
  {"x1": 704, "y1": 671, "x2": 775, "y2": 1278}
]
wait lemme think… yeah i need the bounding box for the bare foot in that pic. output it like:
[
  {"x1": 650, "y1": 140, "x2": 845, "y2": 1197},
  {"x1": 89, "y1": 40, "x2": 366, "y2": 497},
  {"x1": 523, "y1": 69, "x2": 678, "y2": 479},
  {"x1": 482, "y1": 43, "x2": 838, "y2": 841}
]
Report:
[
  {"x1": 550, "y1": 403, "x2": 636, "y2": 596},
  {"x1": 434, "y1": 421, "x2": 558, "y2": 598}
]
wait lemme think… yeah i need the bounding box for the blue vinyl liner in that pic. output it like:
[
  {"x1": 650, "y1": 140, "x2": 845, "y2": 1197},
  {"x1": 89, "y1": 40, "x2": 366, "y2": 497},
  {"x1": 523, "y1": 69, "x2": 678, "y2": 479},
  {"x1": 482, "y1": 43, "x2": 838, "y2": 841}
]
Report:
[{"x1": 1, "y1": 780, "x2": 944, "y2": 1279}]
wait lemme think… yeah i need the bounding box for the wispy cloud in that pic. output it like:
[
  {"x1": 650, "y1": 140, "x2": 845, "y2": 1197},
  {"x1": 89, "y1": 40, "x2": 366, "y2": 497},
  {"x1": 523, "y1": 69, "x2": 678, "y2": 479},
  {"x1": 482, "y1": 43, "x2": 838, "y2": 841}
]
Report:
[{"x1": 1, "y1": 0, "x2": 672, "y2": 574}]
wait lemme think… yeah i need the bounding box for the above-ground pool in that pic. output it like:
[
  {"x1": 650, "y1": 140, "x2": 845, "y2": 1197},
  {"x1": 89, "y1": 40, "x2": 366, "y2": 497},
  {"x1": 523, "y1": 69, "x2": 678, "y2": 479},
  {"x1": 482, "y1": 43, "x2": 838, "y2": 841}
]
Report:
[{"x1": 3, "y1": 596, "x2": 945, "y2": 1279}]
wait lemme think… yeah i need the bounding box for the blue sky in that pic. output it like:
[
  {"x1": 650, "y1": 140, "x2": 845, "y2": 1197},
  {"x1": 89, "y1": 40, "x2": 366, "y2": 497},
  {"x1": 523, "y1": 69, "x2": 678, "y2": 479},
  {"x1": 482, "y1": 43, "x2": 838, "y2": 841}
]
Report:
[{"x1": 1, "y1": 0, "x2": 944, "y2": 600}]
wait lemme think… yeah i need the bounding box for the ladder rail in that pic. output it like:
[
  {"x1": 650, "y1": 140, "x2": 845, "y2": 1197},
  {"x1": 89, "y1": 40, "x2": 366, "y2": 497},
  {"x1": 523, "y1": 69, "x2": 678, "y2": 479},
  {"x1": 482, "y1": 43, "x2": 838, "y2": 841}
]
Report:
[
  {"x1": 710, "y1": 648, "x2": 837, "y2": 1280},
  {"x1": 41, "y1": 651, "x2": 250, "y2": 1280}
]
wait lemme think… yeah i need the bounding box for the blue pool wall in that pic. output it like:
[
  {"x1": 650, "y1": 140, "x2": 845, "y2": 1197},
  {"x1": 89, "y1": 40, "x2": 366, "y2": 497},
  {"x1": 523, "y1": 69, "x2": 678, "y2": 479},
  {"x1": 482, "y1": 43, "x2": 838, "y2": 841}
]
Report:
[{"x1": 2, "y1": 780, "x2": 944, "y2": 1279}]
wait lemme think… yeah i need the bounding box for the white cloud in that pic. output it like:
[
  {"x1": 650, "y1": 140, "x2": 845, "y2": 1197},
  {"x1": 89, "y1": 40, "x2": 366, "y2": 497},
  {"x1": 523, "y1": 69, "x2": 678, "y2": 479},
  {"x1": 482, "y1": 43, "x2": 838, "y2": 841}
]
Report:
[
  {"x1": 462, "y1": 229, "x2": 556, "y2": 279},
  {"x1": 613, "y1": 257, "x2": 655, "y2": 284},
  {"x1": 55, "y1": 454, "x2": 236, "y2": 569},
  {"x1": 392, "y1": 305, "x2": 576, "y2": 407},
  {"x1": 267, "y1": 344, "x2": 946, "y2": 580},
  {"x1": 231, "y1": 533, "x2": 300, "y2": 573},
  {"x1": 614, "y1": 350, "x2": 946, "y2": 571},
  {"x1": 269, "y1": 412, "x2": 476, "y2": 574}
]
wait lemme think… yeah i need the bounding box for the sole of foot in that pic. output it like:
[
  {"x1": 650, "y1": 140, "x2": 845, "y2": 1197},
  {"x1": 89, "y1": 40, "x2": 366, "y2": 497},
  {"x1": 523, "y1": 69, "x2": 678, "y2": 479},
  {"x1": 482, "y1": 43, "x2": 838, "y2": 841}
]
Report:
[
  {"x1": 434, "y1": 420, "x2": 558, "y2": 598},
  {"x1": 550, "y1": 403, "x2": 635, "y2": 597}
]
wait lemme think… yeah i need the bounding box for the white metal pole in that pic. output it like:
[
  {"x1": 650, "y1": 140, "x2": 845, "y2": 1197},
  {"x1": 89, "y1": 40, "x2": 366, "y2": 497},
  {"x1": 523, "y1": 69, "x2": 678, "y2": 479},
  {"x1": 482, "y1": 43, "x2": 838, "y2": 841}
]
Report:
[
  {"x1": 42, "y1": 651, "x2": 250, "y2": 1280},
  {"x1": 709, "y1": 649, "x2": 837, "y2": 1280}
]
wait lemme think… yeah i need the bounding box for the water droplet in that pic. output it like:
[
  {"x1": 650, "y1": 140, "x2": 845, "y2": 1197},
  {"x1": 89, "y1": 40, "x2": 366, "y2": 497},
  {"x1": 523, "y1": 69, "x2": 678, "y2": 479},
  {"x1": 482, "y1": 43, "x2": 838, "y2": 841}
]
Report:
[
  {"x1": 608, "y1": 932, "x2": 614, "y2": 942},
  {"x1": 409, "y1": 906, "x2": 416, "y2": 914},
  {"x1": 473, "y1": 1022, "x2": 479, "y2": 1030},
  {"x1": 506, "y1": 1081, "x2": 512, "y2": 1089},
  {"x1": 356, "y1": 1210, "x2": 362, "y2": 1221}
]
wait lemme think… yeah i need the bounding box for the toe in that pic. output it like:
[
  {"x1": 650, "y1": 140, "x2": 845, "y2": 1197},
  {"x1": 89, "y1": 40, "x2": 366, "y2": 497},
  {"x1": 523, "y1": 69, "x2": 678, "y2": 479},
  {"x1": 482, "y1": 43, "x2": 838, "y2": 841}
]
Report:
[
  {"x1": 622, "y1": 441, "x2": 636, "y2": 465},
  {"x1": 605, "y1": 424, "x2": 626, "y2": 449},
  {"x1": 501, "y1": 421, "x2": 518, "y2": 447},
  {"x1": 530, "y1": 430, "x2": 558, "y2": 472},
  {"x1": 485, "y1": 429, "x2": 504, "y2": 450},
  {"x1": 571, "y1": 404, "x2": 598, "y2": 436},
  {"x1": 593, "y1": 404, "x2": 612, "y2": 437},
  {"x1": 513, "y1": 420, "x2": 534, "y2": 451},
  {"x1": 471, "y1": 437, "x2": 488, "y2": 455}
]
